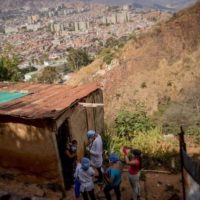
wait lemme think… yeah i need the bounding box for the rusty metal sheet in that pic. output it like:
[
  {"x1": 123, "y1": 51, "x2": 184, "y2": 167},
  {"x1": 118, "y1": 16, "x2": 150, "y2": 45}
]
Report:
[{"x1": 0, "y1": 82, "x2": 99, "y2": 120}]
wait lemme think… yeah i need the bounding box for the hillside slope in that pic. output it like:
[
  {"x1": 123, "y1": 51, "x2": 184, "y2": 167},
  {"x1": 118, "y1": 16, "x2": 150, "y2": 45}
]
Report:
[
  {"x1": 102, "y1": 2, "x2": 200, "y2": 120},
  {"x1": 68, "y1": 2, "x2": 200, "y2": 131}
]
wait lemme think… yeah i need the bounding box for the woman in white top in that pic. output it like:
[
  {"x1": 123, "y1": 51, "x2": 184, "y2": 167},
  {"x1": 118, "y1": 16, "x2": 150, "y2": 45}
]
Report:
[{"x1": 74, "y1": 157, "x2": 96, "y2": 200}]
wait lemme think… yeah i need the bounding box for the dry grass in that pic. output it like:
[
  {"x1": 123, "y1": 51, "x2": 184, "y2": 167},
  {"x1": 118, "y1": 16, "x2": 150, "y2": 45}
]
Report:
[{"x1": 67, "y1": 58, "x2": 103, "y2": 86}]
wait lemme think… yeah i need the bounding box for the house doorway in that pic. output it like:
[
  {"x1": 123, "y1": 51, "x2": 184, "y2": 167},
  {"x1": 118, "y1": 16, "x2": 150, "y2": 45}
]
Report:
[{"x1": 56, "y1": 120, "x2": 71, "y2": 189}]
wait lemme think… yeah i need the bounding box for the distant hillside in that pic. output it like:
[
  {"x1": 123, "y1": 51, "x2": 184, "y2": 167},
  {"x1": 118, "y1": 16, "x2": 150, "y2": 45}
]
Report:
[
  {"x1": 0, "y1": 0, "x2": 65, "y2": 10},
  {"x1": 131, "y1": 0, "x2": 197, "y2": 11},
  {"x1": 84, "y1": 0, "x2": 197, "y2": 10},
  {"x1": 0, "y1": 0, "x2": 197, "y2": 11},
  {"x1": 68, "y1": 2, "x2": 200, "y2": 132}
]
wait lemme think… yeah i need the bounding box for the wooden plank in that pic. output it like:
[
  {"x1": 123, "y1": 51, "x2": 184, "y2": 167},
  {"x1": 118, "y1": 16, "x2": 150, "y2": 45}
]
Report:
[
  {"x1": 79, "y1": 102, "x2": 104, "y2": 107},
  {"x1": 123, "y1": 168, "x2": 171, "y2": 174}
]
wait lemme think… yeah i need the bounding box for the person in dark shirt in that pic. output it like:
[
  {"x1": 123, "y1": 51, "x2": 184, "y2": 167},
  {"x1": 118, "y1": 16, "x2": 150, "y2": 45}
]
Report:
[{"x1": 65, "y1": 140, "x2": 78, "y2": 189}]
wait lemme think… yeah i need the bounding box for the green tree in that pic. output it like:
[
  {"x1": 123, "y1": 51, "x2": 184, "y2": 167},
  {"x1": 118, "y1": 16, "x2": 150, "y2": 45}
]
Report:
[
  {"x1": 115, "y1": 110, "x2": 155, "y2": 139},
  {"x1": 100, "y1": 48, "x2": 113, "y2": 65},
  {"x1": 105, "y1": 37, "x2": 119, "y2": 48},
  {"x1": 37, "y1": 67, "x2": 61, "y2": 84},
  {"x1": 67, "y1": 48, "x2": 91, "y2": 71},
  {"x1": 0, "y1": 55, "x2": 21, "y2": 81},
  {"x1": 20, "y1": 63, "x2": 37, "y2": 76}
]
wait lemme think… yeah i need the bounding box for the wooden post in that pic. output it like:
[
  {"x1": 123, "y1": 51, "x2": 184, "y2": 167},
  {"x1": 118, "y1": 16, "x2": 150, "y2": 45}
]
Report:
[
  {"x1": 84, "y1": 106, "x2": 89, "y2": 131},
  {"x1": 179, "y1": 126, "x2": 186, "y2": 200},
  {"x1": 180, "y1": 126, "x2": 186, "y2": 151},
  {"x1": 79, "y1": 102, "x2": 104, "y2": 132},
  {"x1": 92, "y1": 96, "x2": 97, "y2": 132}
]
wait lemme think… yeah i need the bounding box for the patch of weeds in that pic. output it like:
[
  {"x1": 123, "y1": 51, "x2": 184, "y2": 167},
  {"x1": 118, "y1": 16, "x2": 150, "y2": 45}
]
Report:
[
  {"x1": 186, "y1": 126, "x2": 200, "y2": 143},
  {"x1": 140, "y1": 171, "x2": 146, "y2": 181},
  {"x1": 106, "y1": 126, "x2": 178, "y2": 170},
  {"x1": 129, "y1": 32, "x2": 137, "y2": 42},
  {"x1": 167, "y1": 81, "x2": 173, "y2": 87},
  {"x1": 100, "y1": 48, "x2": 114, "y2": 65},
  {"x1": 152, "y1": 99, "x2": 171, "y2": 123},
  {"x1": 184, "y1": 64, "x2": 191, "y2": 70},
  {"x1": 183, "y1": 57, "x2": 192, "y2": 65},
  {"x1": 154, "y1": 26, "x2": 162, "y2": 36},
  {"x1": 141, "y1": 82, "x2": 147, "y2": 88},
  {"x1": 114, "y1": 110, "x2": 155, "y2": 138}
]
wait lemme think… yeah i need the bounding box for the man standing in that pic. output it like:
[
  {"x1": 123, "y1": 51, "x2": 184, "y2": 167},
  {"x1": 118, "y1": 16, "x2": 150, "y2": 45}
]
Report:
[{"x1": 86, "y1": 130, "x2": 103, "y2": 183}]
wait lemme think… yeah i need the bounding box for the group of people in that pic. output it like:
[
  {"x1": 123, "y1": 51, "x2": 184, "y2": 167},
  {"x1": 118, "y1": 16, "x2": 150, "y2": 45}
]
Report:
[{"x1": 65, "y1": 130, "x2": 142, "y2": 200}]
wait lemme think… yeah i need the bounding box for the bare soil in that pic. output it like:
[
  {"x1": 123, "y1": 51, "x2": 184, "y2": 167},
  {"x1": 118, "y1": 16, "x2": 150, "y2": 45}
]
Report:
[
  {"x1": 0, "y1": 169, "x2": 182, "y2": 200},
  {"x1": 64, "y1": 171, "x2": 182, "y2": 200}
]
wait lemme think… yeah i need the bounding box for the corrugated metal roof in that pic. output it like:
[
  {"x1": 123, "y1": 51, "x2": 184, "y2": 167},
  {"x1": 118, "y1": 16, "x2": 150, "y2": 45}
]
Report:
[{"x1": 0, "y1": 82, "x2": 99, "y2": 120}]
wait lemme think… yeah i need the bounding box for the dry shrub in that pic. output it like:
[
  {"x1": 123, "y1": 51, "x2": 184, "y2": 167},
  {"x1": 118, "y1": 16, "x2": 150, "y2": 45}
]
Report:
[{"x1": 106, "y1": 128, "x2": 178, "y2": 169}]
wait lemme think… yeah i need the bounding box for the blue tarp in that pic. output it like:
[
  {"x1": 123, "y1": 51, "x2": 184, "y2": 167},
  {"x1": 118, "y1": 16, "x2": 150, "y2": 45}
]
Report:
[{"x1": 0, "y1": 91, "x2": 28, "y2": 104}]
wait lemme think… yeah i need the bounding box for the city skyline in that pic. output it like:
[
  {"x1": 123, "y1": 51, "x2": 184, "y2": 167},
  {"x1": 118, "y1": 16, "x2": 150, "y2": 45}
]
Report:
[{"x1": 0, "y1": 0, "x2": 197, "y2": 11}]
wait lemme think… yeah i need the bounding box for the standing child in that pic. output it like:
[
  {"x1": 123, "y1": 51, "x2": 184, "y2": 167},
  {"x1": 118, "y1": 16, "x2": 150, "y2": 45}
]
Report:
[
  {"x1": 103, "y1": 153, "x2": 122, "y2": 200},
  {"x1": 74, "y1": 157, "x2": 96, "y2": 200}
]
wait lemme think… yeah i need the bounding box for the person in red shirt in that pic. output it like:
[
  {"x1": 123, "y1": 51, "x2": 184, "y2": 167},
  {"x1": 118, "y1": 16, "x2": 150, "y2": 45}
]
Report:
[{"x1": 123, "y1": 148, "x2": 142, "y2": 200}]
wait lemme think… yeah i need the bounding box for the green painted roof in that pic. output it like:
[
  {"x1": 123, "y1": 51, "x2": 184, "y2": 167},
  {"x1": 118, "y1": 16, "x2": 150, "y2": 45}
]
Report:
[{"x1": 0, "y1": 91, "x2": 28, "y2": 104}]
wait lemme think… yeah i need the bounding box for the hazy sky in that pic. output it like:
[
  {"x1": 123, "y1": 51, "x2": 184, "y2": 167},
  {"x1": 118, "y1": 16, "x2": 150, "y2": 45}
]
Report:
[
  {"x1": 91, "y1": 0, "x2": 197, "y2": 10},
  {"x1": 91, "y1": 0, "x2": 194, "y2": 5}
]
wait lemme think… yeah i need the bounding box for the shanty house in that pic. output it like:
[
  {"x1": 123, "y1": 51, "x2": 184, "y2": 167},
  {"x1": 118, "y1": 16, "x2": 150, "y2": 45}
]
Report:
[{"x1": 0, "y1": 82, "x2": 104, "y2": 190}]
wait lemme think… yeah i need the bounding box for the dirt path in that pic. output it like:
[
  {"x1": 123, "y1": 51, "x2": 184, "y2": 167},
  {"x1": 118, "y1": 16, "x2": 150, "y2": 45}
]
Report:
[
  {"x1": 65, "y1": 171, "x2": 182, "y2": 200},
  {"x1": 0, "y1": 166, "x2": 182, "y2": 200}
]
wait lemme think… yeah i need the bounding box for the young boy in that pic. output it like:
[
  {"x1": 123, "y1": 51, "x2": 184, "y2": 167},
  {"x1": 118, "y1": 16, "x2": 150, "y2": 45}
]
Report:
[
  {"x1": 74, "y1": 157, "x2": 96, "y2": 200},
  {"x1": 103, "y1": 153, "x2": 122, "y2": 200}
]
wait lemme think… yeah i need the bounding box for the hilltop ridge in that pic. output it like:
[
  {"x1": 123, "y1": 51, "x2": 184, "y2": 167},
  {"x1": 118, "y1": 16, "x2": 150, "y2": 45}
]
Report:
[{"x1": 90, "y1": 0, "x2": 197, "y2": 10}]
